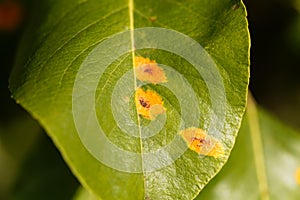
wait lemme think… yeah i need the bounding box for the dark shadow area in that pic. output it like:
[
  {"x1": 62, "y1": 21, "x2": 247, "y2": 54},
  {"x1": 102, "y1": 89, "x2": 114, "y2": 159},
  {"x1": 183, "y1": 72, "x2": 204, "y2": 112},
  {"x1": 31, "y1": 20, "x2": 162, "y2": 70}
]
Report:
[
  {"x1": 0, "y1": 1, "x2": 79, "y2": 199},
  {"x1": 244, "y1": 0, "x2": 300, "y2": 129}
]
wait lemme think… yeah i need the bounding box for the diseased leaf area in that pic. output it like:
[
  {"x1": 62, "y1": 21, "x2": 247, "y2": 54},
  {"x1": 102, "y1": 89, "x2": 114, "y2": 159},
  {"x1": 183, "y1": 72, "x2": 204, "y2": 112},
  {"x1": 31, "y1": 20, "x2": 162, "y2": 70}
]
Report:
[
  {"x1": 198, "y1": 106, "x2": 300, "y2": 200},
  {"x1": 9, "y1": 0, "x2": 250, "y2": 199}
]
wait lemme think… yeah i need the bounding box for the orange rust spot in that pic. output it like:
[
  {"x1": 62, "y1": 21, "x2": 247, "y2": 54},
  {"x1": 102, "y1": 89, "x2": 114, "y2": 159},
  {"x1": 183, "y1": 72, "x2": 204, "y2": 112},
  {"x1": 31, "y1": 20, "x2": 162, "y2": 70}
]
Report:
[
  {"x1": 180, "y1": 127, "x2": 224, "y2": 158},
  {"x1": 149, "y1": 16, "x2": 157, "y2": 22},
  {"x1": 0, "y1": 0, "x2": 23, "y2": 31},
  {"x1": 135, "y1": 87, "x2": 165, "y2": 120},
  {"x1": 134, "y1": 56, "x2": 167, "y2": 84},
  {"x1": 295, "y1": 167, "x2": 300, "y2": 185}
]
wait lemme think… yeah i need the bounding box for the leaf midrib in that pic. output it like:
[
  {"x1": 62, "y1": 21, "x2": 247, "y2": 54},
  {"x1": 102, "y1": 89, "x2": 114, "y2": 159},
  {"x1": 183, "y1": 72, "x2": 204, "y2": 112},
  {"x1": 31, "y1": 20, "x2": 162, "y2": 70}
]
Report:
[{"x1": 128, "y1": 0, "x2": 146, "y2": 197}]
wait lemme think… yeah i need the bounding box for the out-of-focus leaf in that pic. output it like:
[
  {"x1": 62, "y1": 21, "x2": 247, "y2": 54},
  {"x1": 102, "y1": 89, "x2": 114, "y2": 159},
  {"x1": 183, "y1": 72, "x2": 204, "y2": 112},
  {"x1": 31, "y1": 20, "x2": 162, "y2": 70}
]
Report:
[
  {"x1": 0, "y1": 113, "x2": 40, "y2": 200},
  {"x1": 197, "y1": 96, "x2": 300, "y2": 199},
  {"x1": 12, "y1": 133, "x2": 79, "y2": 200}
]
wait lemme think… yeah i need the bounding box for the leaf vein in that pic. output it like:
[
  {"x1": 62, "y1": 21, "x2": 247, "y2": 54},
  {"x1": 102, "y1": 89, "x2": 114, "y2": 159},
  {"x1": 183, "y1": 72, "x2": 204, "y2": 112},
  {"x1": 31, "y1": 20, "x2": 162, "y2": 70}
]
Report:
[{"x1": 33, "y1": 6, "x2": 128, "y2": 96}]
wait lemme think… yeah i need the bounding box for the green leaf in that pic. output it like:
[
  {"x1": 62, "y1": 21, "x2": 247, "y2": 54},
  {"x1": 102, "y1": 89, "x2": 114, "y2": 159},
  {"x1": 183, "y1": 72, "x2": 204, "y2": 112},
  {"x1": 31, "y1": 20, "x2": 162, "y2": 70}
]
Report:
[
  {"x1": 0, "y1": 113, "x2": 40, "y2": 199},
  {"x1": 197, "y1": 95, "x2": 300, "y2": 199},
  {"x1": 72, "y1": 187, "x2": 99, "y2": 200},
  {"x1": 12, "y1": 133, "x2": 79, "y2": 200},
  {"x1": 9, "y1": 0, "x2": 250, "y2": 199}
]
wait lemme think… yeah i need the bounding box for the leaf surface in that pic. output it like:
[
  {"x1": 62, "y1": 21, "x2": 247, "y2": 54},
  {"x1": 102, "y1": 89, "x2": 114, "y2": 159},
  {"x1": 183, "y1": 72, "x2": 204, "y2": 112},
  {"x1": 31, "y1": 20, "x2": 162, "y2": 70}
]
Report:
[
  {"x1": 198, "y1": 96, "x2": 300, "y2": 199},
  {"x1": 9, "y1": 0, "x2": 250, "y2": 199}
]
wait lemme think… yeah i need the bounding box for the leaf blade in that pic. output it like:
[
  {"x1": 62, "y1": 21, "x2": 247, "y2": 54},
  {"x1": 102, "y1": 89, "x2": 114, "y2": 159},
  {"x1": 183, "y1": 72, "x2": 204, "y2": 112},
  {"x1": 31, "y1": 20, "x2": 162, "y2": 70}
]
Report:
[
  {"x1": 198, "y1": 96, "x2": 300, "y2": 199},
  {"x1": 10, "y1": 0, "x2": 250, "y2": 199}
]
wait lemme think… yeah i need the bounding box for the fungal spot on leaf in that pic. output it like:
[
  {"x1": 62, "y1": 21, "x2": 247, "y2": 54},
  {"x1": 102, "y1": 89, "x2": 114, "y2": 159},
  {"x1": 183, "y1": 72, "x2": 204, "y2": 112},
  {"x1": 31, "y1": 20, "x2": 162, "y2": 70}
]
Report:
[
  {"x1": 149, "y1": 16, "x2": 157, "y2": 22},
  {"x1": 180, "y1": 127, "x2": 224, "y2": 158},
  {"x1": 135, "y1": 87, "x2": 166, "y2": 120},
  {"x1": 134, "y1": 56, "x2": 167, "y2": 84},
  {"x1": 295, "y1": 167, "x2": 300, "y2": 185}
]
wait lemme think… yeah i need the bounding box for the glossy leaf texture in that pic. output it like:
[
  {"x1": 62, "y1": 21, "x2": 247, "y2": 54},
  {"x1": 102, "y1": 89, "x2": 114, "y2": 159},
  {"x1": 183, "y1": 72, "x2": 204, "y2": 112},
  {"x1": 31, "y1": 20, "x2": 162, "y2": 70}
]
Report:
[
  {"x1": 197, "y1": 97, "x2": 300, "y2": 199},
  {"x1": 9, "y1": 0, "x2": 250, "y2": 199}
]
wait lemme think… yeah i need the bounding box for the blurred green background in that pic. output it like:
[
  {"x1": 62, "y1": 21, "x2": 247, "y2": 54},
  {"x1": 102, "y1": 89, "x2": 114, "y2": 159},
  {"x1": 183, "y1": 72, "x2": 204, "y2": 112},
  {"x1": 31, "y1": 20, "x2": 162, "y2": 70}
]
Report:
[{"x1": 0, "y1": 0, "x2": 299, "y2": 199}]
